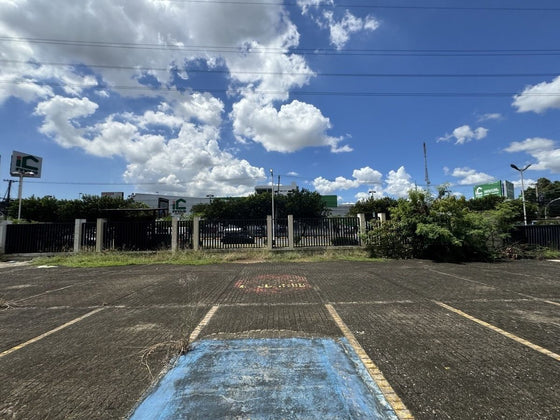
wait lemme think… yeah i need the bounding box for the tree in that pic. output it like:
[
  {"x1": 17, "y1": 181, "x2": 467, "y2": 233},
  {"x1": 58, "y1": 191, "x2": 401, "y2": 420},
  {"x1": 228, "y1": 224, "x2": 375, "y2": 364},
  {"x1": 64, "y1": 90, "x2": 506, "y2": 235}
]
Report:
[
  {"x1": 189, "y1": 189, "x2": 328, "y2": 220},
  {"x1": 8, "y1": 194, "x2": 148, "y2": 222},
  {"x1": 364, "y1": 190, "x2": 507, "y2": 262},
  {"x1": 347, "y1": 196, "x2": 397, "y2": 221}
]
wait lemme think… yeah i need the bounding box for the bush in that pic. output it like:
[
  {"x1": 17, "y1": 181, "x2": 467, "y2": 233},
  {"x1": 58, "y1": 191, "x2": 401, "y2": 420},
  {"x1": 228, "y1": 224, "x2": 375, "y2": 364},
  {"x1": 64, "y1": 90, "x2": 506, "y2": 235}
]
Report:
[{"x1": 364, "y1": 220, "x2": 414, "y2": 259}]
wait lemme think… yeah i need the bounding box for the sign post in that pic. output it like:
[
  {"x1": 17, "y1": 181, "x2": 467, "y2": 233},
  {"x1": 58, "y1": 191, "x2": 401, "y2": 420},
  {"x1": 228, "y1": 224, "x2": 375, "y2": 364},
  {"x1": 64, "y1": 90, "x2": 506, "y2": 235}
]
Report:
[{"x1": 10, "y1": 151, "x2": 43, "y2": 220}]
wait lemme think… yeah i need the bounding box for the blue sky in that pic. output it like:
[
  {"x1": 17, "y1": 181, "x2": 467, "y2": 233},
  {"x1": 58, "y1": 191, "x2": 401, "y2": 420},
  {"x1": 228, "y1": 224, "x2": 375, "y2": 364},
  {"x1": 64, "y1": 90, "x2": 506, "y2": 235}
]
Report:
[{"x1": 1, "y1": 0, "x2": 559, "y2": 204}]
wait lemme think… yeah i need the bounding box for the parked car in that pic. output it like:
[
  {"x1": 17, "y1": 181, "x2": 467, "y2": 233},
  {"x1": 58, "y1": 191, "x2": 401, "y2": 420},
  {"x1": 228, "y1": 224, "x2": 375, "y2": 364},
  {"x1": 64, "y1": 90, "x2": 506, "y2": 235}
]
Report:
[{"x1": 221, "y1": 231, "x2": 255, "y2": 244}]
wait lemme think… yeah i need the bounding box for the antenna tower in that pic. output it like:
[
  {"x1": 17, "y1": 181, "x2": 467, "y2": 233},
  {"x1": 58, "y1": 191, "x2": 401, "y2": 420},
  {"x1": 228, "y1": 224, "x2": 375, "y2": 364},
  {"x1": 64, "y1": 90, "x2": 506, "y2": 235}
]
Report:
[{"x1": 423, "y1": 142, "x2": 431, "y2": 191}]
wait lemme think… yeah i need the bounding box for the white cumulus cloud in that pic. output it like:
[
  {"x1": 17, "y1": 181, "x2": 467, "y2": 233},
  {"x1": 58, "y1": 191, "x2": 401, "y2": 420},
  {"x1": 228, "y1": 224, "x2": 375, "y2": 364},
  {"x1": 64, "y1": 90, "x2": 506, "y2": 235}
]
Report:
[
  {"x1": 513, "y1": 76, "x2": 560, "y2": 113},
  {"x1": 451, "y1": 167, "x2": 495, "y2": 185},
  {"x1": 438, "y1": 125, "x2": 488, "y2": 145},
  {"x1": 505, "y1": 138, "x2": 560, "y2": 173}
]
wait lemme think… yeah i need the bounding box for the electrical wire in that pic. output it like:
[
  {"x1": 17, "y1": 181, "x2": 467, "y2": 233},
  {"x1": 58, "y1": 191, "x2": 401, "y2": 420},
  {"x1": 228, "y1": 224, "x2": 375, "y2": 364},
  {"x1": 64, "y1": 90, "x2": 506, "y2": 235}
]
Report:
[
  {"x1": 2, "y1": 36, "x2": 560, "y2": 57},
  {"x1": 1, "y1": 59, "x2": 558, "y2": 79}
]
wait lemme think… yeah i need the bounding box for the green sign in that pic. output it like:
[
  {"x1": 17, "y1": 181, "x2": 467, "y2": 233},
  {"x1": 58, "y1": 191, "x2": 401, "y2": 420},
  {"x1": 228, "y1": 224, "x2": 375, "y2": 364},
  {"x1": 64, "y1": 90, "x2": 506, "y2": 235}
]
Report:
[
  {"x1": 473, "y1": 181, "x2": 502, "y2": 198},
  {"x1": 10, "y1": 150, "x2": 42, "y2": 178},
  {"x1": 172, "y1": 198, "x2": 187, "y2": 213}
]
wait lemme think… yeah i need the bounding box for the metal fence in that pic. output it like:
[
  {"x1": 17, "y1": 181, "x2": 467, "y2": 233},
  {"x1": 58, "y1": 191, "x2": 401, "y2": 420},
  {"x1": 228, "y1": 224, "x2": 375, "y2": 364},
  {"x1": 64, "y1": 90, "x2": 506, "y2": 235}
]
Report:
[
  {"x1": 81, "y1": 222, "x2": 97, "y2": 252},
  {"x1": 178, "y1": 220, "x2": 194, "y2": 249},
  {"x1": 4, "y1": 222, "x2": 75, "y2": 253},
  {"x1": 512, "y1": 225, "x2": 560, "y2": 250},
  {"x1": 103, "y1": 220, "x2": 172, "y2": 251},
  {"x1": 2, "y1": 216, "x2": 366, "y2": 254},
  {"x1": 199, "y1": 219, "x2": 268, "y2": 249},
  {"x1": 294, "y1": 217, "x2": 360, "y2": 247}
]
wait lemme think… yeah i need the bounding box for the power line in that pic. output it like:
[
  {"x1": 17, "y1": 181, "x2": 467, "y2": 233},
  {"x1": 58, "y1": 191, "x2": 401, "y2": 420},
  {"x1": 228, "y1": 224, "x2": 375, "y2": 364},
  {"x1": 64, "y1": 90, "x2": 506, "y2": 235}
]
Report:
[
  {"x1": 2, "y1": 80, "x2": 558, "y2": 97},
  {"x1": 153, "y1": 0, "x2": 560, "y2": 12},
  {"x1": 2, "y1": 36, "x2": 560, "y2": 57},
  {"x1": 2, "y1": 59, "x2": 558, "y2": 79}
]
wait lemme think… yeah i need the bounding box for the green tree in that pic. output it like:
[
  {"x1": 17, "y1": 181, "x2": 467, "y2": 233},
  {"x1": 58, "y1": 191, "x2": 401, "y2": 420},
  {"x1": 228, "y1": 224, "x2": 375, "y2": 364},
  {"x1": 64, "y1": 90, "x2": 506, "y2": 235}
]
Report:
[
  {"x1": 364, "y1": 190, "x2": 506, "y2": 261},
  {"x1": 348, "y1": 196, "x2": 397, "y2": 221},
  {"x1": 9, "y1": 194, "x2": 148, "y2": 222},
  {"x1": 189, "y1": 189, "x2": 328, "y2": 219}
]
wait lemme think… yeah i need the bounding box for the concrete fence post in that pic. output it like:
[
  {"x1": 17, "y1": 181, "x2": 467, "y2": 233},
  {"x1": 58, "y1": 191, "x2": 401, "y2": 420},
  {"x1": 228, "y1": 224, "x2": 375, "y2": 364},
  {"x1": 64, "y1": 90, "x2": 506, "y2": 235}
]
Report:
[
  {"x1": 0, "y1": 220, "x2": 11, "y2": 255},
  {"x1": 96, "y1": 218, "x2": 106, "y2": 252},
  {"x1": 171, "y1": 217, "x2": 179, "y2": 253},
  {"x1": 193, "y1": 217, "x2": 200, "y2": 251},
  {"x1": 288, "y1": 215, "x2": 294, "y2": 250},
  {"x1": 267, "y1": 215, "x2": 273, "y2": 250},
  {"x1": 73, "y1": 219, "x2": 86, "y2": 253},
  {"x1": 357, "y1": 213, "x2": 366, "y2": 236}
]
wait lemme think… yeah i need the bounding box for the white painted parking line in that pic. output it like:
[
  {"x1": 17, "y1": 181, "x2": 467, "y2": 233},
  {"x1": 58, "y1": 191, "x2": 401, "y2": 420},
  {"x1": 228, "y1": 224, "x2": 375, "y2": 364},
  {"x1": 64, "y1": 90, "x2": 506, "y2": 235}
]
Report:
[
  {"x1": 434, "y1": 301, "x2": 560, "y2": 362},
  {"x1": 188, "y1": 305, "x2": 219, "y2": 343},
  {"x1": 0, "y1": 307, "x2": 105, "y2": 359},
  {"x1": 325, "y1": 304, "x2": 414, "y2": 420}
]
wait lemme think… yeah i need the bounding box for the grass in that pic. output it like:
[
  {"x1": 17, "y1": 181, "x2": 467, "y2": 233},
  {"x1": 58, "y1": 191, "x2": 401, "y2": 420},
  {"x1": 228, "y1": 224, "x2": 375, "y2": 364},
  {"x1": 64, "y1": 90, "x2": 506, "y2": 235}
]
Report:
[{"x1": 31, "y1": 248, "x2": 377, "y2": 268}]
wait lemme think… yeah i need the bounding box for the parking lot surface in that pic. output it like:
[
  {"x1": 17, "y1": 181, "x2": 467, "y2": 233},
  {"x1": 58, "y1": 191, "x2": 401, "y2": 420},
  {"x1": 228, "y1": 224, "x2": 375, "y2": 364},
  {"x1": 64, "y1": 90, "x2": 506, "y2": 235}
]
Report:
[{"x1": 0, "y1": 259, "x2": 559, "y2": 419}]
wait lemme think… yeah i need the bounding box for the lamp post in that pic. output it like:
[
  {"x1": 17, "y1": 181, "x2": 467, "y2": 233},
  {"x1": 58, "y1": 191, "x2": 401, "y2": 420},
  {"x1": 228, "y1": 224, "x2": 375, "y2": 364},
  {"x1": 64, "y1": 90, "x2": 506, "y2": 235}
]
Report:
[{"x1": 510, "y1": 163, "x2": 531, "y2": 226}]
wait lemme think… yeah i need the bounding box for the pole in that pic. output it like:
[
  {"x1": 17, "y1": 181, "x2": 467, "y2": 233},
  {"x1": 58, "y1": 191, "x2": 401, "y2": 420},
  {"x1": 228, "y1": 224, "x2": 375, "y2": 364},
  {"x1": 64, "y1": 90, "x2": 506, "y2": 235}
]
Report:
[
  {"x1": 17, "y1": 173, "x2": 24, "y2": 220},
  {"x1": 270, "y1": 169, "x2": 275, "y2": 244},
  {"x1": 520, "y1": 171, "x2": 527, "y2": 226},
  {"x1": 511, "y1": 163, "x2": 531, "y2": 226}
]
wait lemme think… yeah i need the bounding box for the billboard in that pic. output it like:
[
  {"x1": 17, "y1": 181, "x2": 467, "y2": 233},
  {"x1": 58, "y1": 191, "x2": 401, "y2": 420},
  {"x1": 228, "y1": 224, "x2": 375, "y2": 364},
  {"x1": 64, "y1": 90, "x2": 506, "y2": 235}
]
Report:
[
  {"x1": 10, "y1": 150, "x2": 42, "y2": 178},
  {"x1": 473, "y1": 181, "x2": 502, "y2": 198},
  {"x1": 503, "y1": 180, "x2": 515, "y2": 199}
]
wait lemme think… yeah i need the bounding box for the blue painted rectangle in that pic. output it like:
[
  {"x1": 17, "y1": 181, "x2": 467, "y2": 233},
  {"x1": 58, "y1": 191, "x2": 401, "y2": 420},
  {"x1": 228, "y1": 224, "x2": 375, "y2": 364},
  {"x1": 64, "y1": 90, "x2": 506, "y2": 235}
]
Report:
[{"x1": 130, "y1": 337, "x2": 397, "y2": 419}]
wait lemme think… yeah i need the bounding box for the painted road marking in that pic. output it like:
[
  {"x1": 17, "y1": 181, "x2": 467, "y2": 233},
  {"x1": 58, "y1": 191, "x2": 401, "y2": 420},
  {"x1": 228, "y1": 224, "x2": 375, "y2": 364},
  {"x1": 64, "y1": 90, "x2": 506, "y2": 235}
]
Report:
[
  {"x1": 325, "y1": 304, "x2": 414, "y2": 420},
  {"x1": 188, "y1": 305, "x2": 219, "y2": 343},
  {"x1": 434, "y1": 301, "x2": 560, "y2": 362},
  {"x1": 130, "y1": 337, "x2": 399, "y2": 419},
  {"x1": 0, "y1": 307, "x2": 105, "y2": 359}
]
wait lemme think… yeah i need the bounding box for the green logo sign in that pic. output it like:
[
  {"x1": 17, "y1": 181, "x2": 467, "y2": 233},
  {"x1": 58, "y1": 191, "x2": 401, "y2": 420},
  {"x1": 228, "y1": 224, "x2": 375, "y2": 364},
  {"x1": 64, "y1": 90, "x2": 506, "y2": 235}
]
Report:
[
  {"x1": 10, "y1": 150, "x2": 42, "y2": 178},
  {"x1": 172, "y1": 198, "x2": 187, "y2": 213},
  {"x1": 473, "y1": 181, "x2": 502, "y2": 198}
]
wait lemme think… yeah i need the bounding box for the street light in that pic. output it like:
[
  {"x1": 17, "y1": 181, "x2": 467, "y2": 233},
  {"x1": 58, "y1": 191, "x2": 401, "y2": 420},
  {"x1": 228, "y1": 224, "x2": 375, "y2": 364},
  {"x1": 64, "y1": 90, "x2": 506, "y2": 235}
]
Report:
[{"x1": 510, "y1": 163, "x2": 532, "y2": 226}]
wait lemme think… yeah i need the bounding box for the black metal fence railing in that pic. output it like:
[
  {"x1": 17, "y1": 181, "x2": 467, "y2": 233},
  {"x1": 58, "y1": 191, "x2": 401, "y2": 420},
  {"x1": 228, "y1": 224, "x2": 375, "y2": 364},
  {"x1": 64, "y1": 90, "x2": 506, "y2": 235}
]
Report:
[
  {"x1": 178, "y1": 220, "x2": 194, "y2": 249},
  {"x1": 5, "y1": 222, "x2": 75, "y2": 253},
  {"x1": 294, "y1": 217, "x2": 360, "y2": 247},
  {"x1": 199, "y1": 219, "x2": 267, "y2": 249},
  {"x1": 81, "y1": 222, "x2": 97, "y2": 252},
  {"x1": 103, "y1": 220, "x2": 172, "y2": 251},
  {"x1": 512, "y1": 225, "x2": 560, "y2": 250}
]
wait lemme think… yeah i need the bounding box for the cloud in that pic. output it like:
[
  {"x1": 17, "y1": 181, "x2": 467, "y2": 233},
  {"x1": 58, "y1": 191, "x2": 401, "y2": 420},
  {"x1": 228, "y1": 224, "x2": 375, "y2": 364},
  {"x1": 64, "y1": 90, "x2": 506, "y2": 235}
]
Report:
[
  {"x1": 438, "y1": 125, "x2": 488, "y2": 145},
  {"x1": 450, "y1": 167, "x2": 495, "y2": 185},
  {"x1": 296, "y1": 2, "x2": 380, "y2": 50},
  {"x1": 34, "y1": 94, "x2": 266, "y2": 196},
  {"x1": 513, "y1": 76, "x2": 560, "y2": 113},
  {"x1": 384, "y1": 166, "x2": 415, "y2": 198},
  {"x1": 504, "y1": 137, "x2": 560, "y2": 173},
  {"x1": 476, "y1": 113, "x2": 503, "y2": 122},
  {"x1": 1, "y1": 0, "x2": 351, "y2": 194},
  {"x1": 231, "y1": 98, "x2": 350, "y2": 153},
  {"x1": 322, "y1": 10, "x2": 380, "y2": 50},
  {"x1": 312, "y1": 166, "x2": 382, "y2": 194}
]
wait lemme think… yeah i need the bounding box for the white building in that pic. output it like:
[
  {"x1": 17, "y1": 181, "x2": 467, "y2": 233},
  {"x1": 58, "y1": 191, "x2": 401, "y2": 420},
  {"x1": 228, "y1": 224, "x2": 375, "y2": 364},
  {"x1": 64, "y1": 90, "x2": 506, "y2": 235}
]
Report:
[{"x1": 255, "y1": 181, "x2": 298, "y2": 195}]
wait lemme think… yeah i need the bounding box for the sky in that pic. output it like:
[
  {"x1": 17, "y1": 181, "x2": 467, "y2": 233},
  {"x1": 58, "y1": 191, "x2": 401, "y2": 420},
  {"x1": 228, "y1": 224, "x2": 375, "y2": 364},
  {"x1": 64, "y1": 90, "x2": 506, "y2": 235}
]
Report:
[{"x1": 1, "y1": 0, "x2": 560, "y2": 205}]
